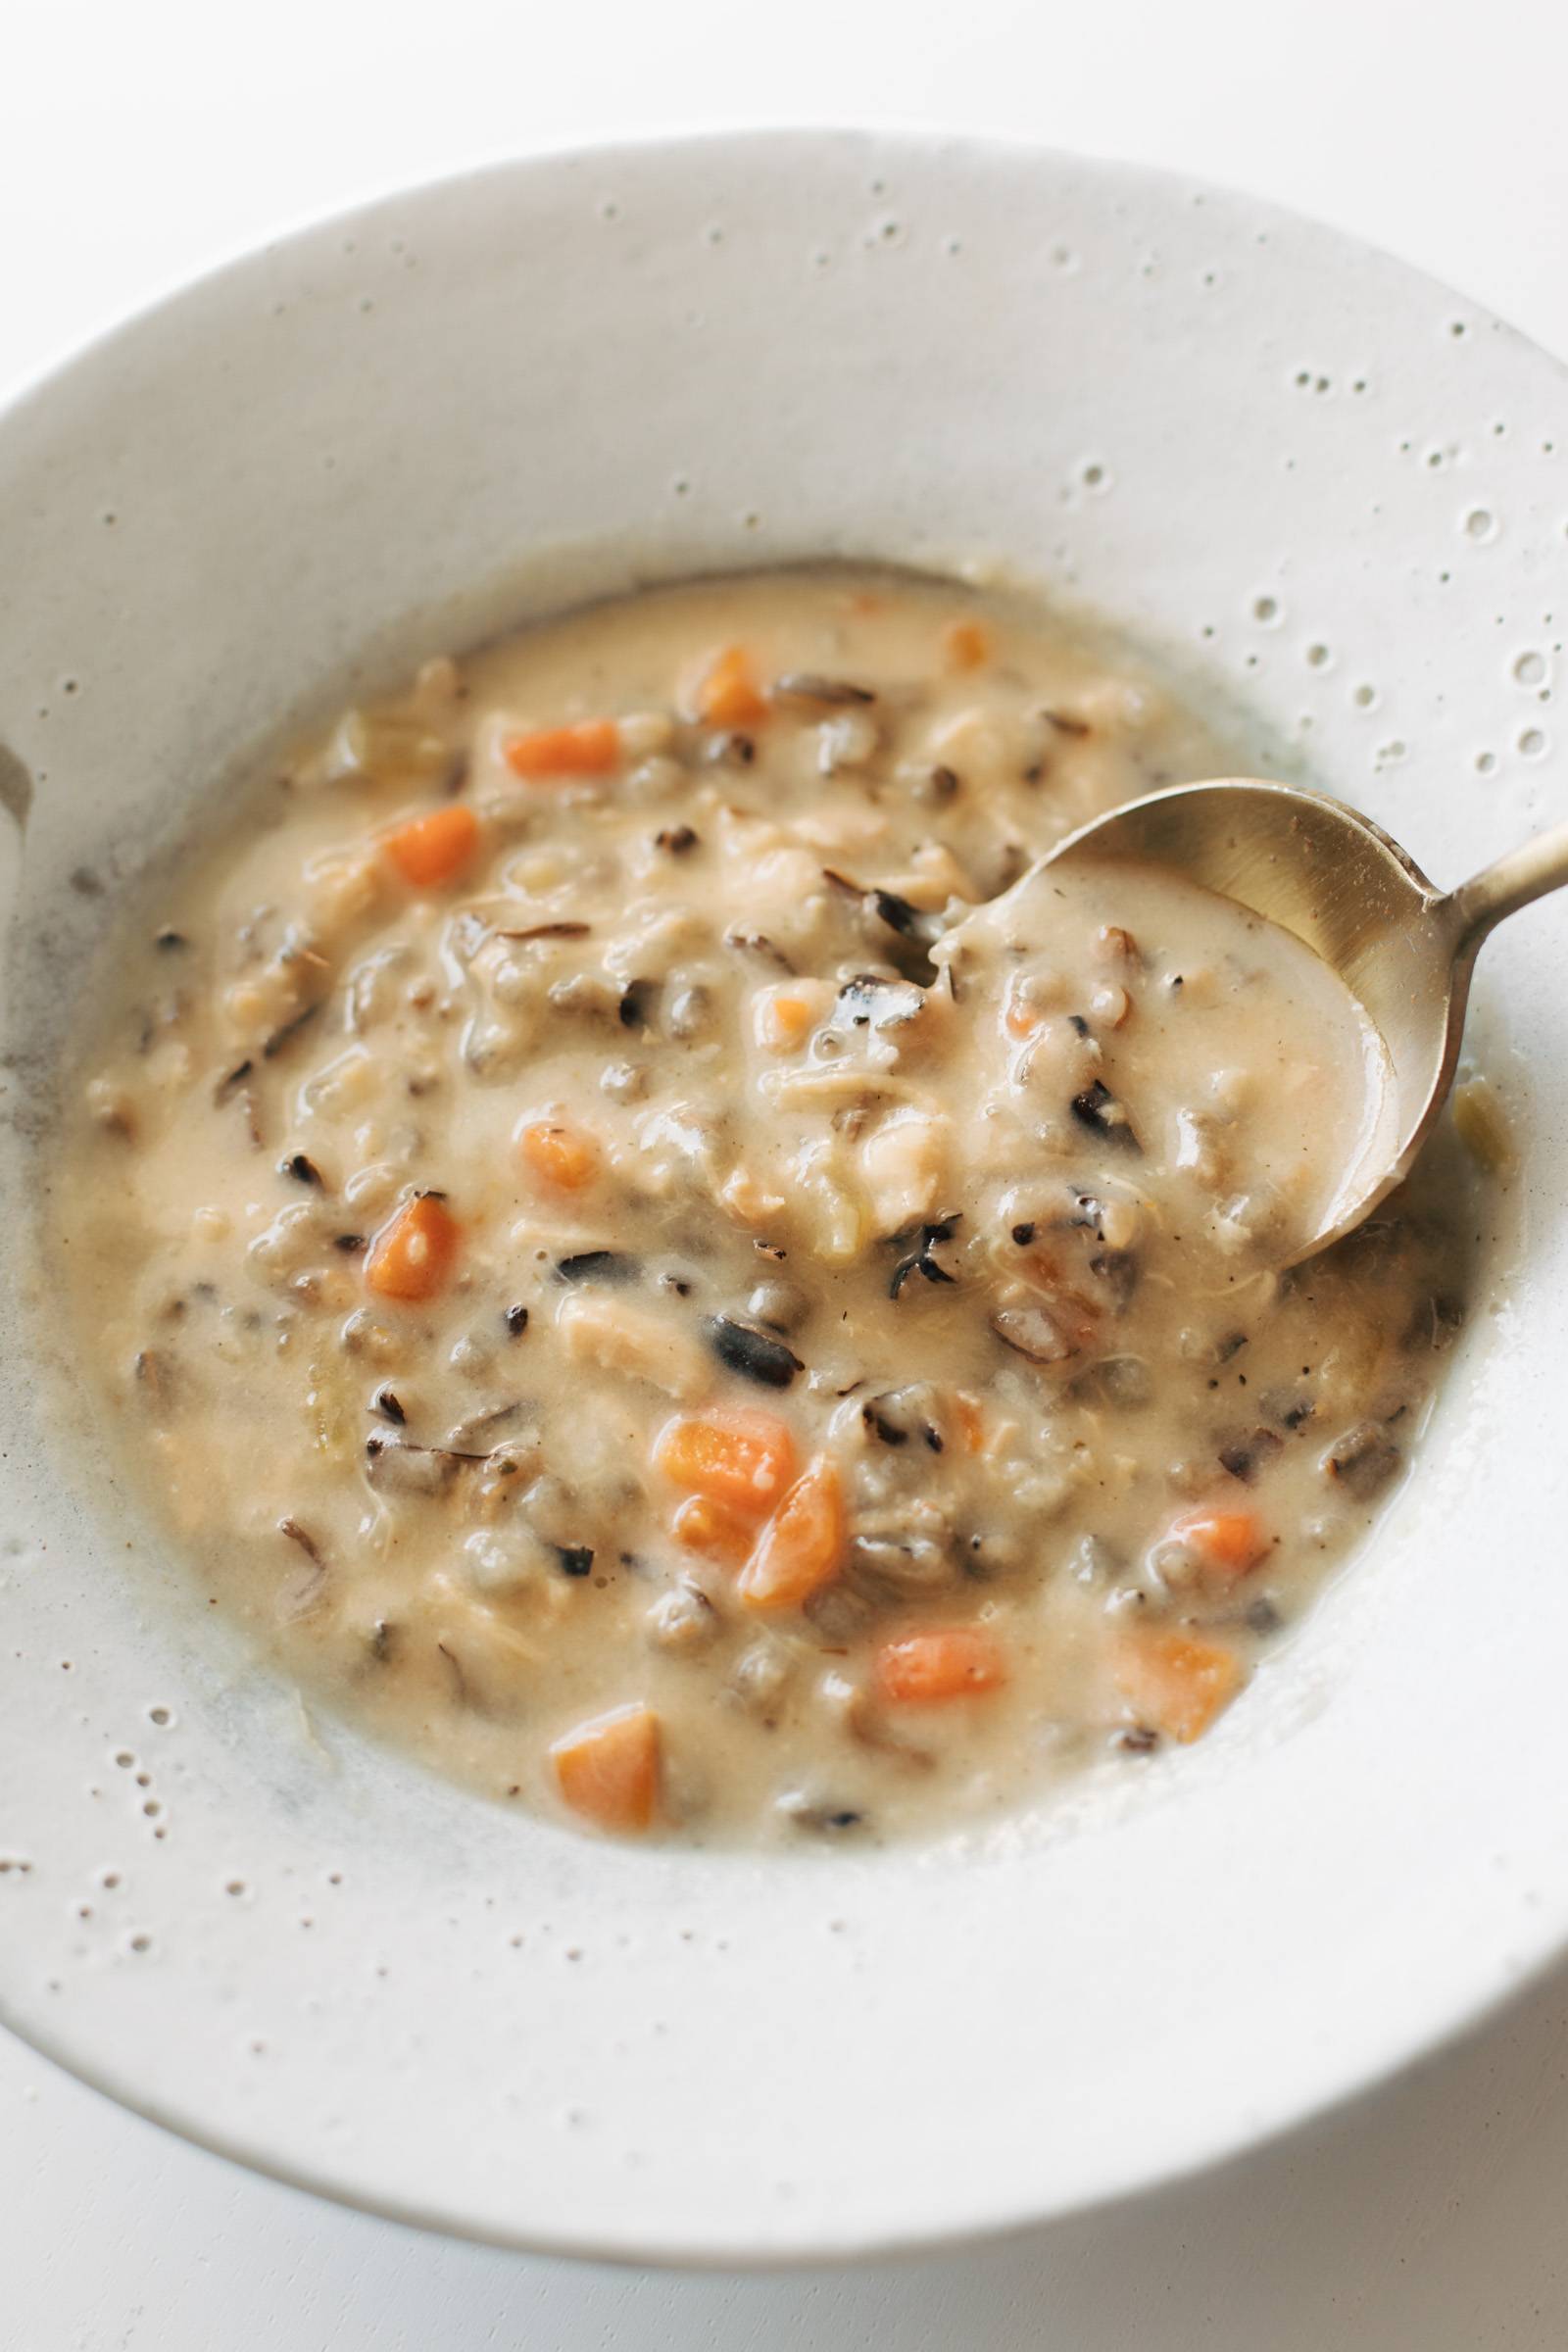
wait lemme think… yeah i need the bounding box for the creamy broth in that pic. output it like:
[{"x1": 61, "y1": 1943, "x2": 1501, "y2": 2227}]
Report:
[{"x1": 51, "y1": 569, "x2": 1473, "y2": 1843}]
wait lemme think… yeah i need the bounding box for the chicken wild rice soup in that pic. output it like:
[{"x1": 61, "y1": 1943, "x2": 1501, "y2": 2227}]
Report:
[{"x1": 53, "y1": 568, "x2": 1484, "y2": 1843}]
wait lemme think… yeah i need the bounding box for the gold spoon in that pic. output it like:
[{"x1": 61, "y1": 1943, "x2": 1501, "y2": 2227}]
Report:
[{"x1": 1037, "y1": 778, "x2": 1568, "y2": 1262}]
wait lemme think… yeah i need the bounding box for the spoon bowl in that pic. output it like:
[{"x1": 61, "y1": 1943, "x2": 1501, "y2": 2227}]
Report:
[{"x1": 1039, "y1": 777, "x2": 1568, "y2": 1259}]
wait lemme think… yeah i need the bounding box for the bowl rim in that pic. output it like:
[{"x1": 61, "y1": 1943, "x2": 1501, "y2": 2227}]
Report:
[
  {"x1": 8, "y1": 1928, "x2": 1556, "y2": 2275},
  {"x1": 3, "y1": 122, "x2": 1566, "y2": 2268}
]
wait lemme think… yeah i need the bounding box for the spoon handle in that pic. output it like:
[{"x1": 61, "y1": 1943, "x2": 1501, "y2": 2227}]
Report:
[{"x1": 1446, "y1": 811, "x2": 1568, "y2": 953}]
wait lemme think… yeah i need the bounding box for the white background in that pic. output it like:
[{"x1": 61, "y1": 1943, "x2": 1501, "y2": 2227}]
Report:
[{"x1": 4, "y1": 2, "x2": 1568, "y2": 2343}]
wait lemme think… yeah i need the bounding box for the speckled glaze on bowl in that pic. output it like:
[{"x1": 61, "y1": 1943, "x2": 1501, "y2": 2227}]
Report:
[{"x1": 1, "y1": 132, "x2": 1565, "y2": 2267}]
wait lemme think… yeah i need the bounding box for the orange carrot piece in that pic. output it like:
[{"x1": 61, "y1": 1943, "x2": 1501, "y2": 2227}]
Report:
[
  {"x1": 382, "y1": 803, "x2": 479, "y2": 888},
  {"x1": 503, "y1": 720, "x2": 622, "y2": 780},
  {"x1": 654, "y1": 1409, "x2": 798, "y2": 1522},
  {"x1": 694, "y1": 645, "x2": 768, "y2": 730},
  {"x1": 951, "y1": 1393, "x2": 987, "y2": 1455},
  {"x1": 1004, "y1": 990, "x2": 1044, "y2": 1040},
  {"x1": 756, "y1": 990, "x2": 817, "y2": 1053},
  {"x1": 364, "y1": 1194, "x2": 461, "y2": 1301},
  {"x1": 943, "y1": 617, "x2": 992, "y2": 672},
  {"x1": 1169, "y1": 1508, "x2": 1271, "y2": 1580},
  {"x1": 876, "y1": 1626, "x2": 1007, "y2": 1704},
  {"x1": 1114, "y1": 1629, "x2": 1243, "y2": 1744},
  {"x1": 738, "y1": 1454, "x2": 845, "y2": 1612},
  {"x1": 671, "y1": 1493, "x2": 753, "y2": 1566},
  {"x1": 516, "y1": 1118, "x2": 599, "y2": 1192},
  {"x1": 550, "y1": 1703, "x2": 660, "y2": 1833}
]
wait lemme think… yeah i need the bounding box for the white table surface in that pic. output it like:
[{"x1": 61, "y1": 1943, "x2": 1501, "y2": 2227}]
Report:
[{"x1": 5, "y1": 2, "x2": 1568, "y2": 2342}]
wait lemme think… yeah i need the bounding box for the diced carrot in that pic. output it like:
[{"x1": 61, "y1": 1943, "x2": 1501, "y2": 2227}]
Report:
[
  {"x1": 943, "y1": 617, "x2": 992, "y2": 673},
  {"x1": 693, "y1": 645, "x2": 768, "y2": 730},
  {"x1": 1169, "y1": 1508, "x2": 1270, "y2": 1580},
  {"x1": 516, "y1": 1117, "x2": 599, "y2": 1192},
  {"x1": 875, "y1": 1625, "x2": 1007, "y2": 1704},
  {"x1": 755, "y1": 989, "x2": 817, "y2": 1053},
  {"x1": 654, "y1": 1409, "x2": 797, "y2": 1521},
  {"x1": 550, "y1": 1703, "x2": 661, "y2": 1834},
  {"x1": 671, "y1": 1493, "x2": 753, "y2": 1565},
  {"x1": 503, "y1": 720, "x2": 622, "y2": 780},
  {"x1": 364, "y1": 1193, "x2": 460, "y2": 1301},
  {"x1": 1114, "y1": 1629, "x2": 1243, "y2": 1744},
  {"x1": 382, "y1": 803, "x2": 479, "y2": 889},
  {"x1": 951, "y1": 1393, "x2": 987, "y2": 1455},
  {"x1": 738, "y1": 1455, "x2": 844, "y2": 1612}
]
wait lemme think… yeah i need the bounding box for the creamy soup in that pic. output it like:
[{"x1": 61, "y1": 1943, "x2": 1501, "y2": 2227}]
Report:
[{"x1": 51, "y1": 569, "x2": 1474, "y2": 1842}]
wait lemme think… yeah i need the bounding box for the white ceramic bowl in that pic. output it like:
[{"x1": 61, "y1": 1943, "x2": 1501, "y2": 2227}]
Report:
[{"x1": 2, "y1": 131, "x2": 1566, "y2": 2268}]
